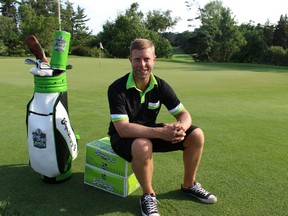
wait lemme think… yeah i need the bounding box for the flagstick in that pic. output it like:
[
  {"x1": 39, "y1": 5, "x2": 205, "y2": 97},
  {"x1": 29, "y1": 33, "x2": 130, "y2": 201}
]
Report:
[
  {"x1": 58, "y1": 0, "x2": 61, "y2": 31},
  {"x1": 99, "y1": 42, "x2": 103, "y2": 68},
  {"x1": 99, "y1": 48, "x2": 101, "y2": 68}
]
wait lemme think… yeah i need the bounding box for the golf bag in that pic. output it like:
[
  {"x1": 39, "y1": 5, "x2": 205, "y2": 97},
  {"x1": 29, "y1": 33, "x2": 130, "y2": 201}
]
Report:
[{"x1": 26, "y1": 62, "x2": 78, "y2": 182}]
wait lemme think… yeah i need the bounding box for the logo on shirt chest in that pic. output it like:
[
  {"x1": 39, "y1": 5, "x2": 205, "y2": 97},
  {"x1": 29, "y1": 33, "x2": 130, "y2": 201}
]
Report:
[{"x1": 148, "y1": 100, "x2": 160, "y2": 109}]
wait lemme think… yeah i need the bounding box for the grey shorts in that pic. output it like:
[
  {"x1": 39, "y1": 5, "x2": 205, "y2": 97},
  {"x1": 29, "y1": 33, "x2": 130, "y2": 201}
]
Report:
[{"x1": 110, "y1": 124, "x2": 199, "y2": 162}]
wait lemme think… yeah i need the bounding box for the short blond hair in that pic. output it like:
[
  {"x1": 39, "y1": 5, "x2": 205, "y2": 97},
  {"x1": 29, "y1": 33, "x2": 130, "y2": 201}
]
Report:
[{"x1": 130, "y1": 38, "x2": 155, "y2": 54}]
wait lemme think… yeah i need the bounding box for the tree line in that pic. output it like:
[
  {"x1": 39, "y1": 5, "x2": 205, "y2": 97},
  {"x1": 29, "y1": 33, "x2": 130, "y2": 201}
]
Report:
[
  {"x1": 0, "y1": 0, "x2": 288, "y2": 66},
  {"x1": 0, "y1": 0, "x2": 93, "y2": 57},
  {"x1": 0, "y1": 1, "x2": 177, "y2": 58},
  {"x1": 169, "y1": 0, "x2": 288, "y2": 66}
]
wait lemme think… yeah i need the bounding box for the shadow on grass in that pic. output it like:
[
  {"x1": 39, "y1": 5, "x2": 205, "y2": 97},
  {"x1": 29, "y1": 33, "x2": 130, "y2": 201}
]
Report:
[
  {"x1": 156, "y1": 189, "x2": 208, "y2": 205},
  {"x1": 0, "y1": 164, "x2": 213, "y2": 215},
  {"x1": 158, "y1": 60, "x2": 288, "y2": 73},
  {"x1": 0, "y1": 164, "x2": 141, "y2": 216},
  {"x1": 197, "y1": 62, "x2": 288, "y2": 73}
]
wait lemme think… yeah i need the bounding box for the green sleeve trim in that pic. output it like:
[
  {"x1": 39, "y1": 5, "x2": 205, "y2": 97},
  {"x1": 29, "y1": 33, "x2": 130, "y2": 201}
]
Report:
[
  {"x1": 111, "y1": 114, "x2": 129, "y2": 122},
  {"x1": 170, "y1": 103, "x2": 184, "y2": 116}
]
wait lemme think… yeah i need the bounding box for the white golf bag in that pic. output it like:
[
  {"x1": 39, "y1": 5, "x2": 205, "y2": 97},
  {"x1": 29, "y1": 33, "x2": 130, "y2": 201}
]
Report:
[{"x1": 26, "y1": 63, "x2": 78, "y2": 182}]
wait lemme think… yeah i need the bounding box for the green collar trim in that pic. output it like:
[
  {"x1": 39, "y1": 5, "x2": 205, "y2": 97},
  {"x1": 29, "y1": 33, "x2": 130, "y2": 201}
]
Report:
[{"x1": 126, "y1": 71, "x2": 158, "y2": 103}]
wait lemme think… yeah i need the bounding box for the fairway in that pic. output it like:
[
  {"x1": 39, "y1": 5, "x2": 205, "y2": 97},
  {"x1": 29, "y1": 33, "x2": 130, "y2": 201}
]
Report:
[{"x1": 0, "y1": 57, "x2": 287, "y2": 216}]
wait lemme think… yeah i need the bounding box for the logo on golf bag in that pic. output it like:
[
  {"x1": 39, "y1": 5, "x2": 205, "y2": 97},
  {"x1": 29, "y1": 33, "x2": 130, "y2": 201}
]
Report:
[
  {"x1": 54, "y1": 36, "x2": 66, "y2": 52},
  {"x1": 101, "y1": 173, "x2": 107, "y2": 180},
  {"x1": 32, "y1": 129, "x2": 47, "y2": 149},
  {"x1": 61, "y1": 117, "x2": 77, "y2": 151},
  {"x1": 102, "y1": 162, "x2": 108, "y2": 170}
]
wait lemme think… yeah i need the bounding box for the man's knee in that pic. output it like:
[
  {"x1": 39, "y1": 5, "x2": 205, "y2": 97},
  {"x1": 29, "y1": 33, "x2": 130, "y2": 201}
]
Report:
[
  {"x1": 184, "y1": 128, "x2": 204, "y2": 148},
  {"x1": 192, "y1": 128, "x2": 204, "y2": 140},
  {"x1": 131, "y1": 138, "x2": 153, "y2": 159}
]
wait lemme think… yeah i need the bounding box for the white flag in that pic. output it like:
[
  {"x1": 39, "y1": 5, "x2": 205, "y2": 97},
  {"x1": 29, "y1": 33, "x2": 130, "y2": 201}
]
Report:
[{"x1": 99, "y1": 42, "x2": 104, "y2": 49}]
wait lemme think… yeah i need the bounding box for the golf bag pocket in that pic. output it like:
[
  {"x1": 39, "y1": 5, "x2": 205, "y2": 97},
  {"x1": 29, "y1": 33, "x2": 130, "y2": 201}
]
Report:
[{"x1": 27, "y1": 92, "x2": 78, "y2": 177}]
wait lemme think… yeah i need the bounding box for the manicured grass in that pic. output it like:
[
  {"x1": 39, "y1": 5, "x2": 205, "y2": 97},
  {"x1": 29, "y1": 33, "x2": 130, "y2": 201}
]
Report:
[
  {"x1": 165, "y1": 47, "x2": 194, "y2": 63},
  {"x1": 0, "y1": 57, "x2": 287, "y2": 215}
]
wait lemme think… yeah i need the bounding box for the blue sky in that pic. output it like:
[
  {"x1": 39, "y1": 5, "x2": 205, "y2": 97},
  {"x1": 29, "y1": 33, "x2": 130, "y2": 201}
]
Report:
[{"x1": 67, "y1": 0, "x2": 287, "y2": 34}]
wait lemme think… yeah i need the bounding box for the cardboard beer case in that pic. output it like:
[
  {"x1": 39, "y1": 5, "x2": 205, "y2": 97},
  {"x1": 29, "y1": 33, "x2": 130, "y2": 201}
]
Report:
[
  {"x1": 85, "y1": 137, "x2": 133, "y2": 177},
  {"x1": 84, "y1": 164, "x2": 140, "y2": 197}
]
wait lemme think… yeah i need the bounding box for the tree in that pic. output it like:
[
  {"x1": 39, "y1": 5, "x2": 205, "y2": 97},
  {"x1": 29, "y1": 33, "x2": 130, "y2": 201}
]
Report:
[
  {"x1": 263, "y1": 20, "x2": 275, "y2": 47},
  {"x1": 186, "y1": 29, "x2": 213, "y2": 61},
  {"x1": 273, "y1": 14, "x2": 288, "y2": 49},
  {"x1": 212, "y1": 6, "x2": 245, "y2": 62},
  {"x1": 0, "y1": 0, "x2": 20, "y2": 55},
  {"x1": 18, "y1": 0, "x2": 92, "y2": 55},
  {"x1": 99, "y1": 12, "x2": 149, "y2": 58},
  {"x1": 148, "y1": 31, "x2": 172, "y2": 58},
  {"x1": 0, "y1": 0, "x2": 92, "y2": 56},
  {"x1": 61, "y1": 1, "x2": 74, "y2": 32},
  {"x1": 174, "y1": 30, "x2": 194, "y2": 48},
  {"x1": 98, "y1": 3, "x2": 172, "y2": 58},
  {"x1": 234, "y1": 23, "x2": 267, "y2": 63},
  {"x1": 69, "y1": 5, "x2": 91, "y2": 46},
  {"x1": 185, "y1": 0, "x2": 245, "y2": 62},
  {"x1": 18, "y1": 3, "x2": 57, "y2": 51},
  {"x1": 145, "y1": 10, "x2": 180, "y2": 33},
  {"x1": 0, "y1": 15, "x2": 23, "y2": 55},
  {"x1": 0, "y1": 0, "x2": 17, "y2": 21},
  {"x1": 21, "y1": 0, "x2": 57, "y2": 17},
  {"x1": 161, "y1": 32, "x2": 178, "y2": 46}
]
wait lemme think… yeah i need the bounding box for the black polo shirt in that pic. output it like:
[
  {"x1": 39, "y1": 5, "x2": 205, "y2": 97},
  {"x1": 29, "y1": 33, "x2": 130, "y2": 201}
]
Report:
[{"x1": 107, "y1": 72, "x2": 184, "y2": 136}]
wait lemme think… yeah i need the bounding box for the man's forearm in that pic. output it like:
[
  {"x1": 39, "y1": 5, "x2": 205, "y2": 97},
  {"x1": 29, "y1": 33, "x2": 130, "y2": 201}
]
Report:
[
  {"x1": 175, "y1": 110, "x2": 192, "y2": 132},
  {"x1": 115, "y1": 122, "x2": 162, "y2": 139}
]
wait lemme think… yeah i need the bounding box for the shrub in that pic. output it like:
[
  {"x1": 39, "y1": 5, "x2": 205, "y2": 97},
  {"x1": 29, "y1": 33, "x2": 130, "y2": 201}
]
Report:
[
  {"x1": 70, "y1": 46, "x2": 108, "y2": 58},
  {"x1": 263, "y1": 46, "x2": 288, "y2": 66},
  {"x1": 70, "y1": 46, "x2": 91, "y2": 56}
]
